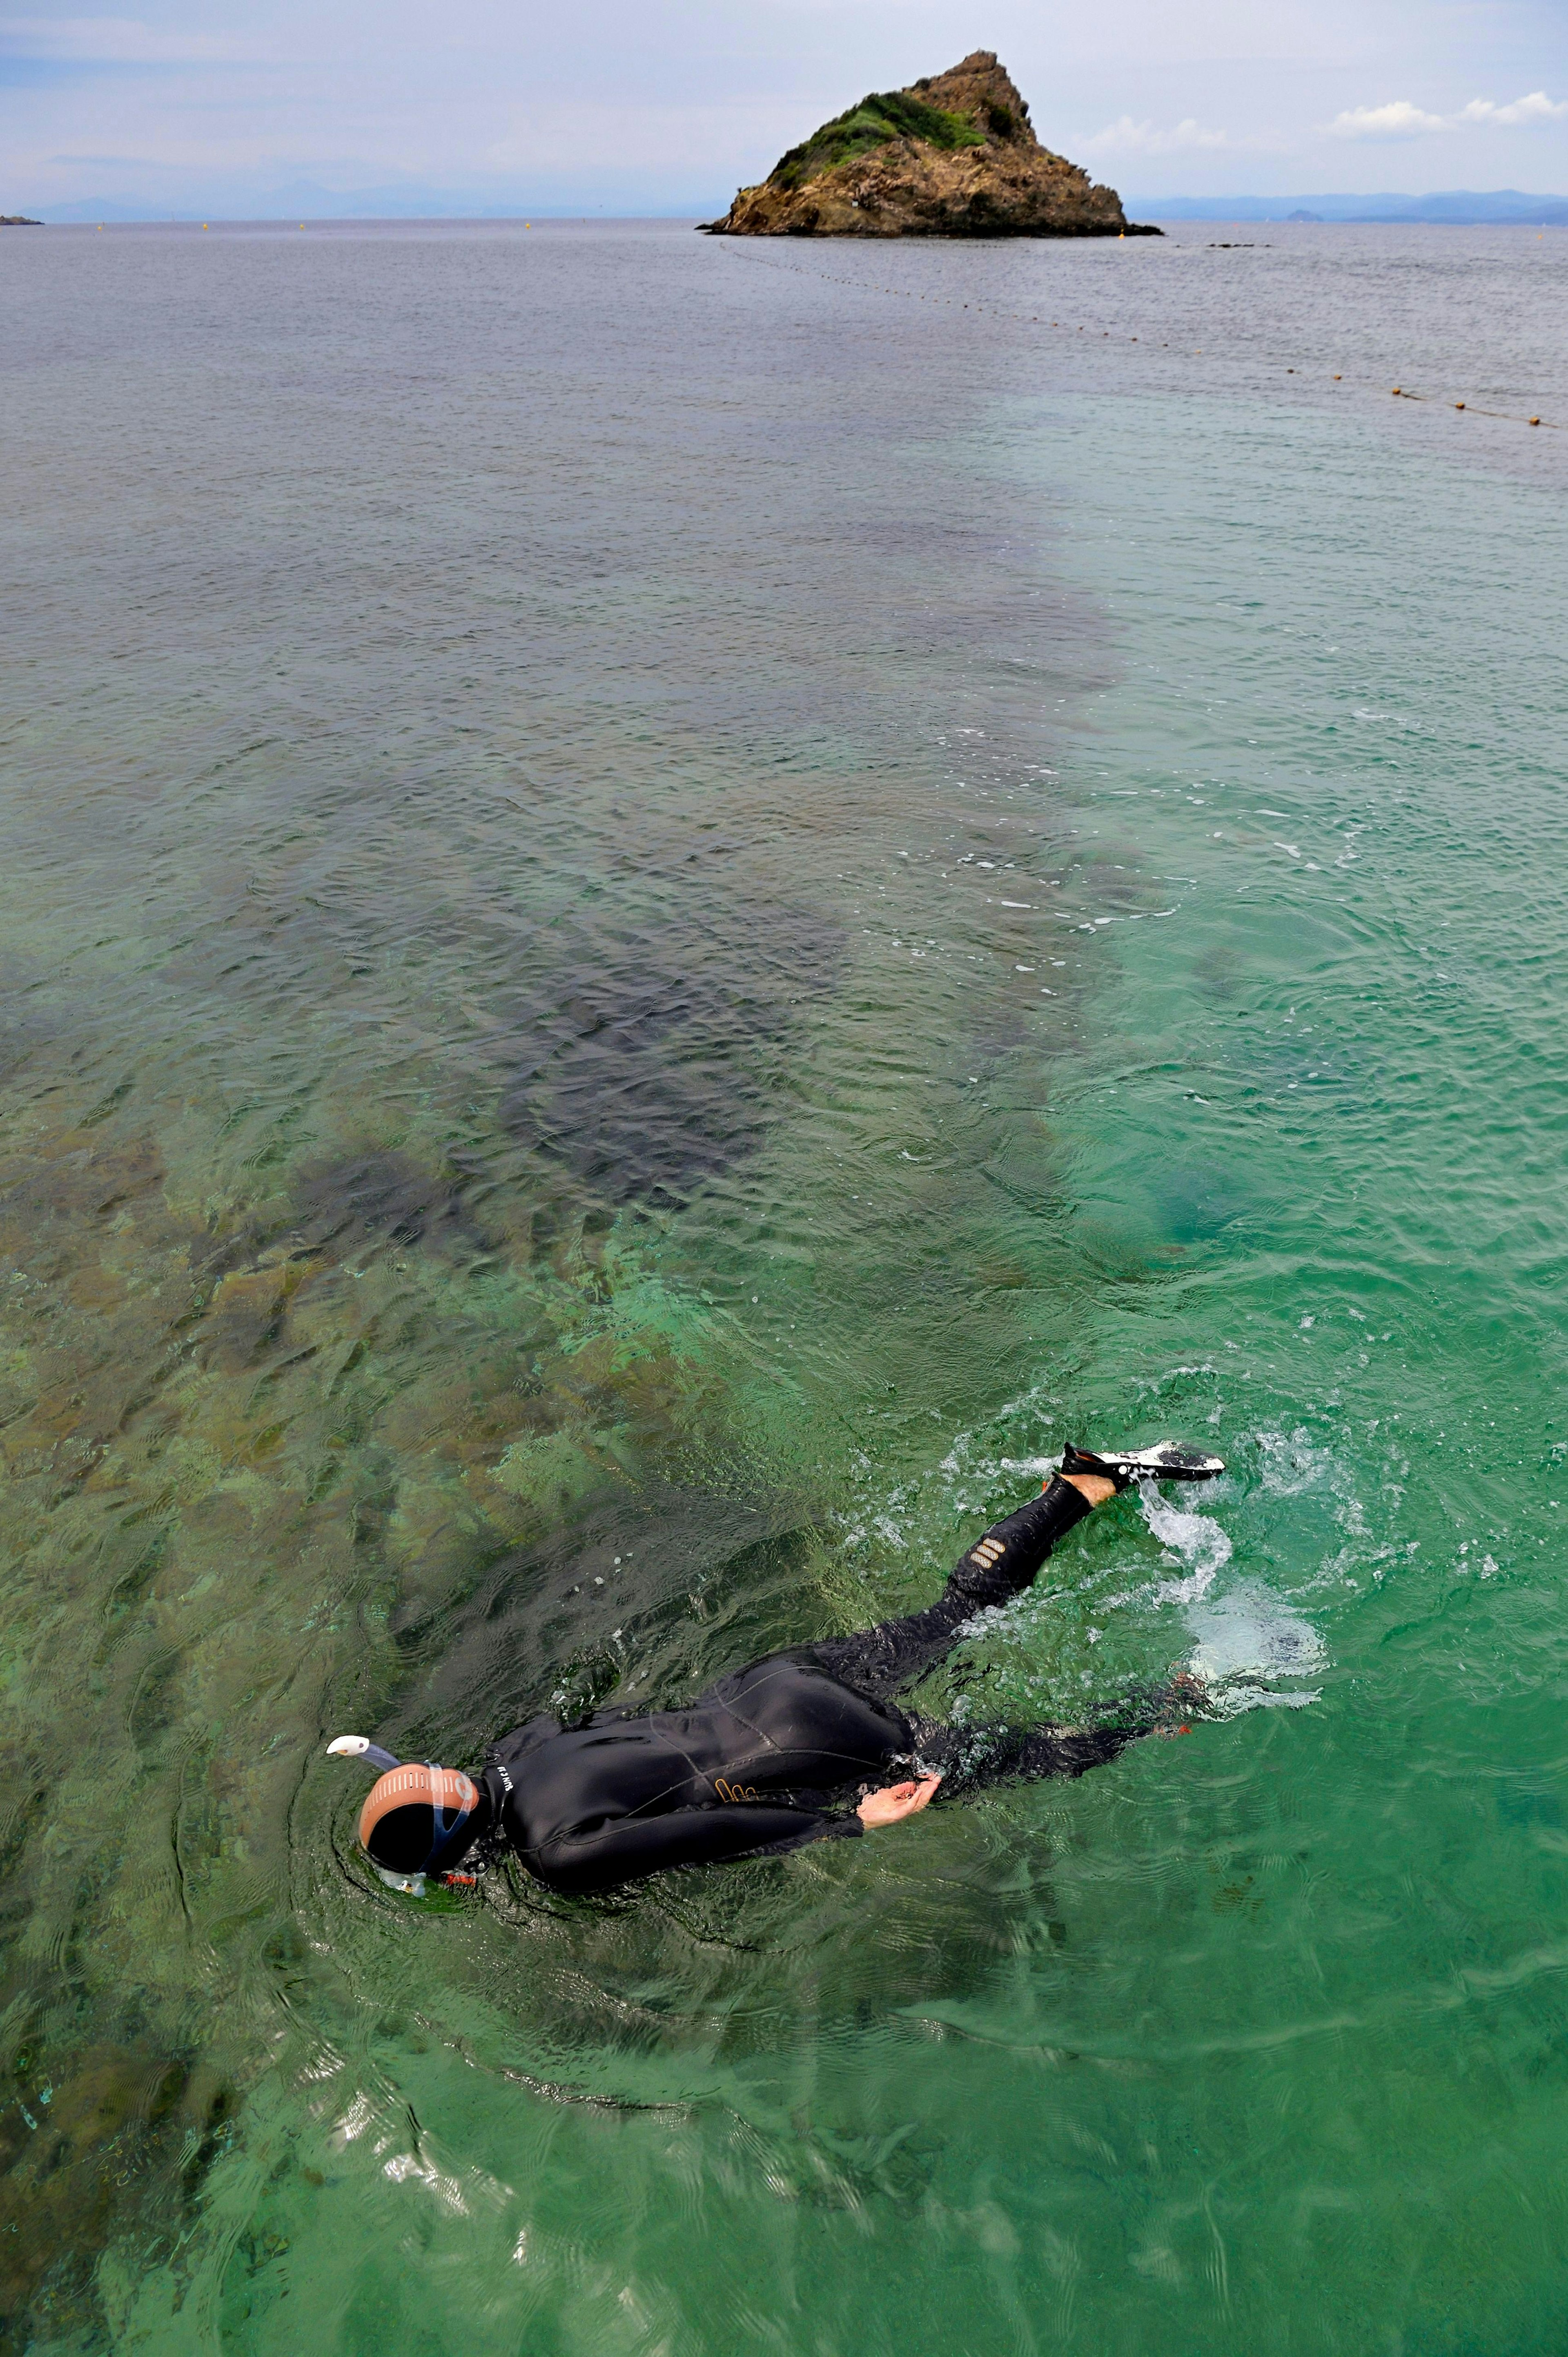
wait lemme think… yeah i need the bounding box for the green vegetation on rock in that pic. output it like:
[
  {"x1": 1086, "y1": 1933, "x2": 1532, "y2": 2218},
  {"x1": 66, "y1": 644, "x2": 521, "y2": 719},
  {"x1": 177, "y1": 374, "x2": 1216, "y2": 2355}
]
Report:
[{"x1": 771, "y1": 90, "x2": 984, "y2": 192}]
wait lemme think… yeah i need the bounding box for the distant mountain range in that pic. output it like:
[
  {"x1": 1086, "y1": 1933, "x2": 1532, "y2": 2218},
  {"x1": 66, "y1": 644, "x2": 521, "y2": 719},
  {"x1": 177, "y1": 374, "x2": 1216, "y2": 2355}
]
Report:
[
  {"x1": 23, "y1": 183, "x2": 1568, "y2": 228},
  {"x1": 1129, "y1": 190, "x2": 1568, "y2": 225},
  {"x1": 36, "y1": 187, "x2": 560, "y2": 223}
]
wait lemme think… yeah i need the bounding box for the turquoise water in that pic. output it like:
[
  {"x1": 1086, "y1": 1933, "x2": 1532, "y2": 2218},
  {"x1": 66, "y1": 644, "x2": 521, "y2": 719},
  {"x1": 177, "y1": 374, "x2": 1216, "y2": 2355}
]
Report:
[{"x1": 3, "y1": 219, "x2": 1567, "y2": 2352}]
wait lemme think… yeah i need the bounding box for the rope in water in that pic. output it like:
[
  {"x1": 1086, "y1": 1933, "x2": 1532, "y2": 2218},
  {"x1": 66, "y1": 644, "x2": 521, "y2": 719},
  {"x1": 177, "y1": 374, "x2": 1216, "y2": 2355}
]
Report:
[{"x1": 714, "y1": 239, "x2": 1559, "y2": 433}]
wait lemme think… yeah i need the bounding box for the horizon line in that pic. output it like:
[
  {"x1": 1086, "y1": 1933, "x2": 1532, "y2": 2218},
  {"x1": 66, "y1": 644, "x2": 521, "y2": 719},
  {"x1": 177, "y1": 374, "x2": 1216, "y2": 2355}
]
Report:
[{"x1": 14, "y1": 183, "x2": 1568, "y2": 227}]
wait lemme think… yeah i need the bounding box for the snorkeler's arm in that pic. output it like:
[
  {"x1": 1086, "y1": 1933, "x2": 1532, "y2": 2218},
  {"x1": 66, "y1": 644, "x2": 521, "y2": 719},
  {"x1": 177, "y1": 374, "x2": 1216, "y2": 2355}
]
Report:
[{"x1": 520, "y1": 1802, "x2": 861, "y2": 1896}]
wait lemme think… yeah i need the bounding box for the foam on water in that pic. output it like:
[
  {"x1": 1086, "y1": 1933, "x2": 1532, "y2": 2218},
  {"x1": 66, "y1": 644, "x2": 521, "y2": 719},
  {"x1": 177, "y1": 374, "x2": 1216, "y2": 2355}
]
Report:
[
  {"x1": 1135, "y1": 1458, "x2": 1327, "y2": 1712},
  {"x1": 1185, "y1": 1579, "x2": 1326, "y2": 1715},
  {"x1": 1253, "y1": 1427, "x2": 1341, "y2": 1501}
]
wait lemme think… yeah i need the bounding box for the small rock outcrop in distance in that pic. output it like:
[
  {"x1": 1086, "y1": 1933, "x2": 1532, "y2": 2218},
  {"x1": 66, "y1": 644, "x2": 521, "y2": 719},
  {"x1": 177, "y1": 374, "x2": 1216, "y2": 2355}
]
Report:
[
  {"x1": 704, "y1": 53, "x2": 1158, "y2": 239},
  {"x1": 0, "y1": 215, "x2": 44, "y2": 227}
]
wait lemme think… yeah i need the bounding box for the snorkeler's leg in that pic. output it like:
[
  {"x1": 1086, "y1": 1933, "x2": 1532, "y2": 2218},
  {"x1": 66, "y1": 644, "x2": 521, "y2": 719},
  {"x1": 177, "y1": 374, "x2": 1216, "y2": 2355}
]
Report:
[{"x1": 813, "y1": 1473, "x2": 1104, "y2": 1701}]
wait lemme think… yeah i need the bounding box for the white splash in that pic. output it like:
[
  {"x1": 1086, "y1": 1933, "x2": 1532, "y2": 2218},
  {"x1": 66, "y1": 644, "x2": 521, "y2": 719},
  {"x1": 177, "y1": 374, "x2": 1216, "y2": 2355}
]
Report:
[
  {"x1": 1134, "y1": 1467, "x2": 1327, "y2": 1713},
  {"x1": 1136, "y1": 1479, "x2": 1233, "y2": 1603}
]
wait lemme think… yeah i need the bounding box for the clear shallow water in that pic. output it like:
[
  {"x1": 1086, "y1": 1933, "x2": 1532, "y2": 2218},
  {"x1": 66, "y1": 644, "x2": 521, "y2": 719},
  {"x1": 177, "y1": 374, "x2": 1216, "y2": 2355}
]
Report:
[{"x1": 2, "y1": 217, "x2": 1567, "y2": 2352}]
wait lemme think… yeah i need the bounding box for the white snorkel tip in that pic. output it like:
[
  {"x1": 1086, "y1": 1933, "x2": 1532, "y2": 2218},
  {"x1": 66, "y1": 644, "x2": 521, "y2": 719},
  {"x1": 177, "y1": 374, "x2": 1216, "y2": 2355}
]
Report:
[{"x1": 327, "y1": 1735, "x2": 402, "y2": 1771}]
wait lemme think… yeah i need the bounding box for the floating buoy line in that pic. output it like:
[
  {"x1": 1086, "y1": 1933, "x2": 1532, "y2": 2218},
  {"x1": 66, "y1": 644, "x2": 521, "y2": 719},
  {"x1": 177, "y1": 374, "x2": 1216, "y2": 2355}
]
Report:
[{"x1": 716, "y1": 240, "x2": 1558, "y2": 434}]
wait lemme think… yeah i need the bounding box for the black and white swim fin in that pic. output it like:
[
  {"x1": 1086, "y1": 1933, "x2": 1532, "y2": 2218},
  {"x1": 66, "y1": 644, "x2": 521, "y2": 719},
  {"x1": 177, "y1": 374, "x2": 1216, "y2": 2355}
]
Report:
[{"x1": 1061, "y1": 1441, "x2": 1225, "y2": 1491}]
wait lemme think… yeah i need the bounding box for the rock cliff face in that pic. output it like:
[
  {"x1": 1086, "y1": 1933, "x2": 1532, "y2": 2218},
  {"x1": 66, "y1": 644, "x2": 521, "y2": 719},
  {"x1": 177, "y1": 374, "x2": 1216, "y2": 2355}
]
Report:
[{"x1": 707, "y1": 53, "x2": 1156, "y2": 239}]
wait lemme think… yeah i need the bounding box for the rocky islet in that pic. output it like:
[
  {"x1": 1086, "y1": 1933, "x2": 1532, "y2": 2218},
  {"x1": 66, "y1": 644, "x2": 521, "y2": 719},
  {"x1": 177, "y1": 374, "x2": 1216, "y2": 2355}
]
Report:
[{"x1": 705, "y1": 51, "x2": 1157, "y2": 239}]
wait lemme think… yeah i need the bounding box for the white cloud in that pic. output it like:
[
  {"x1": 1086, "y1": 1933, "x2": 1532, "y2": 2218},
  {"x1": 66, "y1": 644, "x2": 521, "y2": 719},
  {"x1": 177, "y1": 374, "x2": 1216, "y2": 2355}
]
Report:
[
  {"x1": 1457, "y1": 91, "x2": 1567, "y2": 127},
  {"x1": 1327, "y1": 99, "x2": 1445, "y2": 138},
  {"x1": 1329, "y1": 90, "x2": 1566, "y2": 138},
  {"x1": 1084, "y1": 115, "x2": 1230, "y2": 156}
]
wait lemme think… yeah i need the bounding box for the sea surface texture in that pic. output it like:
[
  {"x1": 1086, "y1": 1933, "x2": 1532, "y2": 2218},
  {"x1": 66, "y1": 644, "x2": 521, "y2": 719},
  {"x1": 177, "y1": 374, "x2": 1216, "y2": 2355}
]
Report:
[{"x1": 2, "y1": 216, "x2": 1566, "y2": 2354}]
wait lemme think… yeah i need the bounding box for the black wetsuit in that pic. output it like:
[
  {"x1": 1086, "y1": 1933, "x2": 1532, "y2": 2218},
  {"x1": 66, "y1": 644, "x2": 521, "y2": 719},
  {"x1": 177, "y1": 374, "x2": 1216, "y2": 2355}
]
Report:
[{"x1": 478, "y1": 1476, "x2": 1170, "y2": 1897}]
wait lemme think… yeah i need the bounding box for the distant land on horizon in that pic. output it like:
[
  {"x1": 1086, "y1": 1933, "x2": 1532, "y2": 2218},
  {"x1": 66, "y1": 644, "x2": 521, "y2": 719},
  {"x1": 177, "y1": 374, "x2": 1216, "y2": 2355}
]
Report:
[
  {"x1": 1129, "y1": 189, "x2": 1568, "y2": 225},
  {"x1": 23, "y1": 184, "x2": 1568, "y2": 228},
  {"x1": 33, "y1": 186, "x2": 614, "y2": 224}
]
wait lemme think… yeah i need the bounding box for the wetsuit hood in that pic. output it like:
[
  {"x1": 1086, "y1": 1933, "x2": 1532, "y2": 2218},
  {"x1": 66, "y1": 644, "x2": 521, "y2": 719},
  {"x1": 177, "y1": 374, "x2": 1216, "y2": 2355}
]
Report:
[
  {"x1": 361, "y1": 1763, "x2": 486, "y2": 1890},
  {"x1": 327, "y1": 1738, "x2": 489, "y2": 1892}
]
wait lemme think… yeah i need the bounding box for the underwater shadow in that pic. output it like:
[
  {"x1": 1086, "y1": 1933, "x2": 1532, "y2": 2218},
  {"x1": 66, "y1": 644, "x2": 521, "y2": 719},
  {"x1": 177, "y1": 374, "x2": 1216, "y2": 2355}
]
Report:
[{"x1": 498, "y1": 898, "x2": 845, "y2": 1208}]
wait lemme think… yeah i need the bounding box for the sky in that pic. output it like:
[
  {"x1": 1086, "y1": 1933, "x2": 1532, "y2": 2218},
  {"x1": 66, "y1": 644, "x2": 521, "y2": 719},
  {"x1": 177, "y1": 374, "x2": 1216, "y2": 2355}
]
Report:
[{"x1": 3, "y1": 0, "x2": 1566, "y2": 216}]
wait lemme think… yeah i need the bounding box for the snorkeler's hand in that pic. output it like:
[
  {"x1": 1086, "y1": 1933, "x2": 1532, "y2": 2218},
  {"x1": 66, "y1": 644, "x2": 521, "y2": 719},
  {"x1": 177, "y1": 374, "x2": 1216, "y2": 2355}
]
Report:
[{"x1": 857, "y1": 1775, "x2": 942, "y2": 1829}]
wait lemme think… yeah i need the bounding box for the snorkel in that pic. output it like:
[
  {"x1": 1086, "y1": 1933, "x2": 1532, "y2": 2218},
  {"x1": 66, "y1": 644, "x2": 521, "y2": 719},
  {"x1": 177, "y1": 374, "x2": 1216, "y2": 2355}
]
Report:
[{"x1": 327, "y1": 1737, "x2": 483, "y2": 1896}]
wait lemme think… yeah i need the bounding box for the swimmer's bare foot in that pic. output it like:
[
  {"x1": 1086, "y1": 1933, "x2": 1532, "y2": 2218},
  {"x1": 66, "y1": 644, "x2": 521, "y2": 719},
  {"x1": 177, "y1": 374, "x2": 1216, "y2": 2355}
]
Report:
[{"x1": 1060, "y1": 1468, "x2": 1118, "y2": 1507}]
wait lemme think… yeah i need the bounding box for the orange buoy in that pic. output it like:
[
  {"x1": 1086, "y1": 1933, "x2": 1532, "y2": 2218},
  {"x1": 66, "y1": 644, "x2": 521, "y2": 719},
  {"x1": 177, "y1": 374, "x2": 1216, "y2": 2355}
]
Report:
[
  {"x1": 1529, "y1": 415, "x2": 1541, "y2": 426},
  {"x1": 1454, "y1": 401, "x2": 1465, "y2": 410}
]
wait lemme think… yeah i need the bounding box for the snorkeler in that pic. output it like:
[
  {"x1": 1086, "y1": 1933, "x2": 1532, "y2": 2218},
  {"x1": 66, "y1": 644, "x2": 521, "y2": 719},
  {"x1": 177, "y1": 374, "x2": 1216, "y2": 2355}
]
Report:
[{"x1": 328, "y1": 1442, "x2": 1224, "y2": 1898}]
